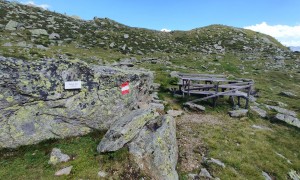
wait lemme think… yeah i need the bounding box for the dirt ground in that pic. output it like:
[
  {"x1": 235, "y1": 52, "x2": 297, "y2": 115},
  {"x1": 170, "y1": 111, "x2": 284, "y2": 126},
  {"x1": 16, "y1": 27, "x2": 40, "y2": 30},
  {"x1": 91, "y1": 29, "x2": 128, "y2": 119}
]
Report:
[{"x1": 176, "y1": 112, "x2": 224, "y2": 172}]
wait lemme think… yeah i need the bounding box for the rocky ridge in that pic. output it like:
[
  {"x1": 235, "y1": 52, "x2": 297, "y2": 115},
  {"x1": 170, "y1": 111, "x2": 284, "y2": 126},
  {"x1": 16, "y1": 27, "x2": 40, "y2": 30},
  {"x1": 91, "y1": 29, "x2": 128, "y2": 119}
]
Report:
[{"x1": 0, "y1": 0, "x2": 292, "y2": 59}]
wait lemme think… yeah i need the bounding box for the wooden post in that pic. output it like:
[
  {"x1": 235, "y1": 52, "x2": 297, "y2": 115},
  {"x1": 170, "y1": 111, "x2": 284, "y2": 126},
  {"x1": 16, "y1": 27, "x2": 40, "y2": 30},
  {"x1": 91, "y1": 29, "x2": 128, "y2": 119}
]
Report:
[
  {"x1": 188, "y1": 80, "x2": 190, "y2": 96},
  {"x1": 182, "y1": 79, "x2": 185, "y2": 97},
  {"x1": 213, "y1": 83, "x2": 219, "y2": 108},
  {"x1": 230, "y1": 96, "x2": 235, "y2": 106},
  {"x1": 245, "y1": 85, "x2": 251, "y2": 109},
  {"x1": 221, "y1": 88, "x2": 225, "y2": 98}
]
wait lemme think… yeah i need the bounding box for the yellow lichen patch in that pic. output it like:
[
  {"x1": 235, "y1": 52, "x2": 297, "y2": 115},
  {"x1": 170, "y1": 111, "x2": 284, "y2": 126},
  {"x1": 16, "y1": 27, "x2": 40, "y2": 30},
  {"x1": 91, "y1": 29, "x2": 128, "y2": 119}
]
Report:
[
  {"x1": 6, "y1": 96, "x2": 14, "y2": 103},
  {"x1": 48, "y1": 156, "x2": 59, "y2": 165}
]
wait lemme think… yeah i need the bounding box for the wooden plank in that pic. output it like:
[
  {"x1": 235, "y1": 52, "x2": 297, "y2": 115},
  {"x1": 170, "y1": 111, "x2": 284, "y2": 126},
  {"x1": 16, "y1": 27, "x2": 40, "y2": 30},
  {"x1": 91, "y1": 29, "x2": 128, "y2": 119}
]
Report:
[
  {"x1": 192, "y1": 84, "x2": 215, "y2": 87},
  {"x1": 181, "y1": 77, "x2": 228, "y2": 82},
  {"x1": 223, "y1": 92, "x2": 247, "y2": 97},
  {"x1": 188, "y1": 86, "x2": 250, "y2": 103},
  {"x1": 182, "y1": 90, "x2": 215, "y2": 95},
  {"x1": 226, "y1": 82, "x2": 254, "y2": 86},
  {"x1": 178, "y1": 73, "x2": 226, "y2": 78},
  {"x1": 218, "y1": 84, "x2": 251, "y2": 89}
]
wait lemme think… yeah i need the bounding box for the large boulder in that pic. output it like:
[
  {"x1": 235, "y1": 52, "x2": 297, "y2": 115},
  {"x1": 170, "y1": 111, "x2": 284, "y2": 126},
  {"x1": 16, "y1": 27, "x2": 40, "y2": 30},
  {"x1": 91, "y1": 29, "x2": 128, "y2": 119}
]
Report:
[
  {"x1": 250, "y1": 106, "x2": 267, "y2": 118},
  {"x1": 5, "y1": 20, "x2": 19, "y2": 31},
  {"x1": 128, "y1": 115, "x2": 178, "y2": 180},
  {"x1": 0, "y1": 56, "x2": 153, "y2": 148},
  {"x1": 274, "y1": 114, "x2": 300, "y2": 128},
  {"x1": 97, "y1": 109, "x2": 157, "y2": 152},
  {"x1": 49, "y1": 33, "x2": 60, "y2": 40},
  {"x1": 266, "y1": 105, "x2": 297, "y2": 117},
  {"x1": 29, "y1": 29, "x2": 48, "y2": 36}
]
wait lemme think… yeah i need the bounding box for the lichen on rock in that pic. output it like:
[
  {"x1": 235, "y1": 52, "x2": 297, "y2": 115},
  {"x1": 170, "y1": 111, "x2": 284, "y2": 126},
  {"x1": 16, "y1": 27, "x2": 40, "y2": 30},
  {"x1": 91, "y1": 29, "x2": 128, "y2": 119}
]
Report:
[
  {"x1": 128, "y1": 115, "x2": 179, "y2": 180},
  {"x1": 0, "y1": 56, "x2": 153, "y2": 148}
]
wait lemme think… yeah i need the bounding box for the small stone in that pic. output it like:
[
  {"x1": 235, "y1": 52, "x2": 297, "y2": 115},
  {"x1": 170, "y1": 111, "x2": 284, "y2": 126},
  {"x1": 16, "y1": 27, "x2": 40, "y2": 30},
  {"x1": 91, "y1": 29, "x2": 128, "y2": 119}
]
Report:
[
  {"x1": 49, "y1": 33, "x2": 60, "y2": 40},
  {"x1": 109, "y1": 42, "x2": 116, "y2": 48},
  {"x1": 151, "y1": 92, "x2": 159, "y2": 100},
  {"x1": 274, "y1": 114, "x2": 300, "y2": 128},
  {"x1": 170, "y1": 71, "x2": 179, "y2": 78},
  {"x1": 149, "y1": 103, "x2": 165, "y2": 111},
  {"x1": 277, "y1": 101, "x2": 288, "y2": 107},
  {"x1": 262, "y1": 171, "x2": 272, "y2": 180},
  {"x1": 228, "y1": 109, "x2": 248, "y2": 117},
  {"x1": 280, "y1": 91, "x2": 297, "y2": 98},
  {"x1": 167, "y1": 110, "x2": 183, "y2": 117},
  {"x1": 250, "y1": 106, "x2": 267, "y2": 118},
  {"x1": 48, "y1": 148, "x2": 70, "y2": 165},
  {"x1": 188, "y1": 173, "x2": 199, "y2": 180},
  {"x1": 136, "y1": 102, "x2": 149, "y2": 109},
  {"x1": 17, "y1": 41, "x2": 27, "y2": 47},
  {"x1": 152, "y1": 83, "x2": 160, "y2": 91},
  {"x1": 55, "y1": 166, "x2": 73, "y2": 176},
  {"x1": 2, "y1": 42, "x2": 13, "y2": 47},
  {"x1": 252, "y1": 125, "x2": 271, "y2": 131},
  {"x1": 199, "y1": 168, "x2": 212, "y2": 179},
  {"x1": 288, "y1": 170, "x2": 300, "y2": 180},
  {"x1": 124, "y1": 34, "x2": 129, "y2": 39},
  {"x1": 275, "y1": 152, "x2": 292, "y2": 164},
  {"x1": 209, "y1": 158, "x2": 225, "y2": 168},
  {"x1": 97, "y1": 171, "x2": 107, "y2": 178},
  {"x1": 184, "y1": 102, "x2": 205, "y2": 111},
  {"x1": 36, "y1": 45, "x2": 48, "y2": 50}
]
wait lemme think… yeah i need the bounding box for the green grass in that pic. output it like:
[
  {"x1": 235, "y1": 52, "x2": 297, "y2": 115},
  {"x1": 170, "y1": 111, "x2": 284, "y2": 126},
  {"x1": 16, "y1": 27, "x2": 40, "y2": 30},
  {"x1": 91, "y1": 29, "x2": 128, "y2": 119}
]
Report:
[
  {"x1": 149, "y1": 52, "x2": 300, "y2": 179},
  {"x1": 176, "y1": 113, "x2": 300, "y2": 179},
  {"x1": 0, "y1": 131, "x2": 145, "y2": 179},
  {"x1": 1, "y1": 2, "x2": 300, "y2": 178}
]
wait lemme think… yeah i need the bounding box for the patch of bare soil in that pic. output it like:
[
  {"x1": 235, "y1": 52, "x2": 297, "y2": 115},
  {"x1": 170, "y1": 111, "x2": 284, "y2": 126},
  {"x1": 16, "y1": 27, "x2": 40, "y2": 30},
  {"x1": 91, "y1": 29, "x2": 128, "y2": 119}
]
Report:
[{"x1": 176, "y1": 113, "x2": 223, "y2": 172}]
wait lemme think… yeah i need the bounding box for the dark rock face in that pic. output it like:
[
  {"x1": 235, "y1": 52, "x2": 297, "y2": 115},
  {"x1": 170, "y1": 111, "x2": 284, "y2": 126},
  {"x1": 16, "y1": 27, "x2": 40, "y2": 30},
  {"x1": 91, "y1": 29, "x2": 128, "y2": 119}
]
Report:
[{"x1": 0, "y1": 56, "x2": 153, "y2": 148}]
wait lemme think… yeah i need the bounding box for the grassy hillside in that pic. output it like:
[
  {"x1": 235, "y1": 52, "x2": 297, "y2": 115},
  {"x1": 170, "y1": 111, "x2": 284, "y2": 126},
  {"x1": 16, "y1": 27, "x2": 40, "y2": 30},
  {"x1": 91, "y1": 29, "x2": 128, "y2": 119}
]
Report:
[
  {"x1": 0, "y1": 0, "x2": 300, "y2": 179},
  {"x1": 0, "y1": 0, "x2": 292, "y2": 60}
]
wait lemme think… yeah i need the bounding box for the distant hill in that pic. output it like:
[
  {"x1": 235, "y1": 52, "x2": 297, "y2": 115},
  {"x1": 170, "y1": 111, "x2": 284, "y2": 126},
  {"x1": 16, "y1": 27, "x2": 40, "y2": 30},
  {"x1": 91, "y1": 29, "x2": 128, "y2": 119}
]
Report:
[
  {"x1": 0, "y1": 0, "x2": 292, "y2": 61},
  {"x1": 290, "y1": 46, "x2": 300, "y2": 52}
]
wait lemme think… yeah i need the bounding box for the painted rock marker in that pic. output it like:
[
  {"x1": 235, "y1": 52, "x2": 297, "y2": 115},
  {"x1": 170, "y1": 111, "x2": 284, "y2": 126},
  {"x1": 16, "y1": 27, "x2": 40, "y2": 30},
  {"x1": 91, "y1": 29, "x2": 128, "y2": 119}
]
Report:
[
  {"x1": 64, "y1": 81, "x2": 81, "y2": 90},
  {"x1": 121, "y1": 81, "x2": 130, "y2": 95}
]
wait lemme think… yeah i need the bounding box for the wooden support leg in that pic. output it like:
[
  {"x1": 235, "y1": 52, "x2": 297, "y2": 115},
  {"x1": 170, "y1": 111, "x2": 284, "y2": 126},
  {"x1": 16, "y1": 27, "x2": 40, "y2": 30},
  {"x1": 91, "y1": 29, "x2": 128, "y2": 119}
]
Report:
[
  {"x1": 245, "y1": 87, "x2": 251, "y2": 109},
  {"x1": 230, "y1": 96, "x2": 235, "y2": 106},
  {"x1": 213, "y1": 97, "x2": 217, "y2": 108},
  {"x1": 245, "y1": 98, "x2": 249, "y2": 109},
  {"x1": 220, "y1": 88, "x2": 225, "y2": 98}
]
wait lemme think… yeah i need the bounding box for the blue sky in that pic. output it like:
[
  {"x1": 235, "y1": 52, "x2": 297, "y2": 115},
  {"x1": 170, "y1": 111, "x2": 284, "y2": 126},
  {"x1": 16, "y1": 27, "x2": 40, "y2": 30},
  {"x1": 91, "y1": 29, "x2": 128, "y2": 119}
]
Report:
[{"x1": 16, "y1": 0, "x2": 300, "y2": 46}]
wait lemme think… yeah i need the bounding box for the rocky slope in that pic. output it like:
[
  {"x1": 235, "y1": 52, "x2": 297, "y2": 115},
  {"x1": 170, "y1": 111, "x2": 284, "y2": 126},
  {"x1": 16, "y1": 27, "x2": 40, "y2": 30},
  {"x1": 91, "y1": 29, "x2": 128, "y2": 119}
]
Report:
[
  {"x1": 0, "y1": 0, "x2": 291, "y2": 60},
  {"x1": 1, "y1": 1, "x2": 300, "y2": 179}
]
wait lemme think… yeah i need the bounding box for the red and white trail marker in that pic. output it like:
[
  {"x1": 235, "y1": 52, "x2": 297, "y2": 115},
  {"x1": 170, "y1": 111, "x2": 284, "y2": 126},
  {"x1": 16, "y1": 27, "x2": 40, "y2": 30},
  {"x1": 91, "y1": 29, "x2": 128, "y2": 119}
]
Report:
[{"x1": 121, "y1": 81, "x2": 130, "y2": 95}]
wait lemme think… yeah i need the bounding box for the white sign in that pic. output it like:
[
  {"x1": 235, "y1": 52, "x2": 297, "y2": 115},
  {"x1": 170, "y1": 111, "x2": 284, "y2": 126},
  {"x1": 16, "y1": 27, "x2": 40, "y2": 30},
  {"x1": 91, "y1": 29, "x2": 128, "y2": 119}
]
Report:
[{"x1": 65, "y1": 81, "x2": 82, "y2": 90}]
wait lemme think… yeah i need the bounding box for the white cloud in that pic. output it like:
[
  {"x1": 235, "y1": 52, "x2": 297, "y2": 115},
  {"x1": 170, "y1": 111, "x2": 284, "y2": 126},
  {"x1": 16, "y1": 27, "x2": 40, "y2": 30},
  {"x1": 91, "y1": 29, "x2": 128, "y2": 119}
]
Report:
[
  {"x1": 21, "y1": 1, "x2": 50, "y2": 9},
  {"x1": 244, "y1": 22, "x2": 300, "y2": 47},
  {"x1": 161, "y1": 28, "x2": 171, "y2": 32}
]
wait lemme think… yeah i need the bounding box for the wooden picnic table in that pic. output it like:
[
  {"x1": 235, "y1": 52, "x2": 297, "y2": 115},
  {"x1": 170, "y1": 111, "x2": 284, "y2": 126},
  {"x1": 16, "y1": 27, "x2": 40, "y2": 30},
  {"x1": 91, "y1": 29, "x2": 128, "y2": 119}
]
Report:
[{"x1": 178, "y1": 74, "x2": 254, "y2": 108}]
